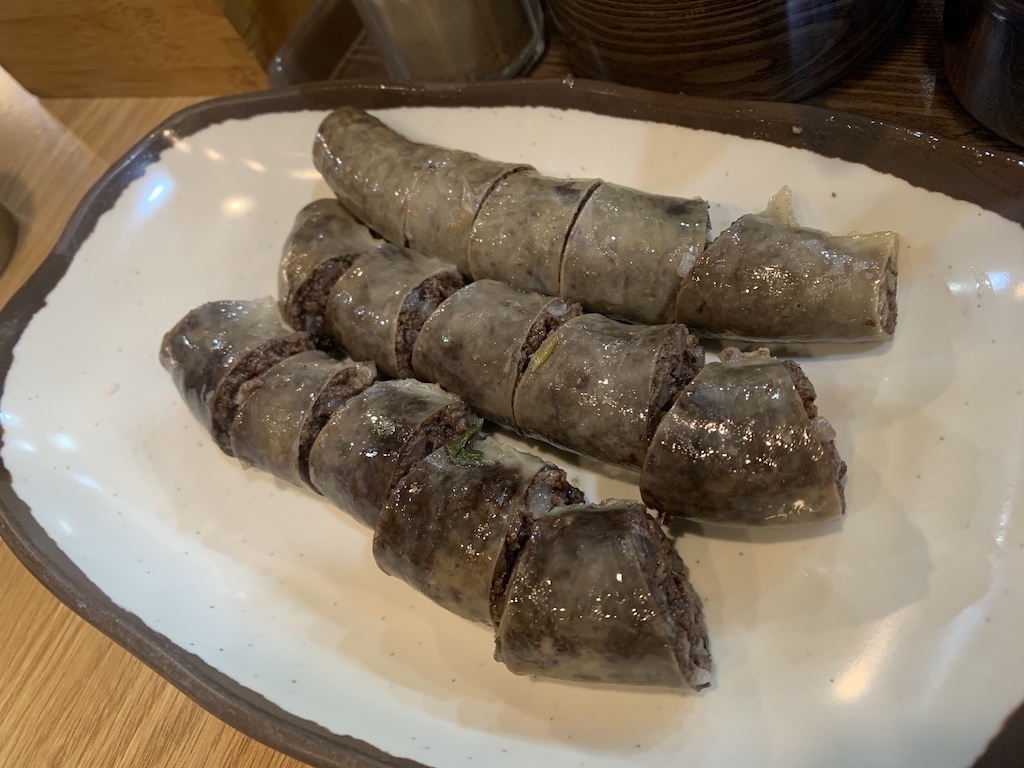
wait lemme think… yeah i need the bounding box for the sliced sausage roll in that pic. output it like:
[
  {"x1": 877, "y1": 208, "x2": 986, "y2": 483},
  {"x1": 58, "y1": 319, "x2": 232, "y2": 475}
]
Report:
[
  {"x1": 561, "y1": 182, "x2": 710, "y2": 324},
  {"x1": 468, "y1": 171, "x2": 600, "y2": 296},
  {"x1": 312, "y1": 108, "x2": 898, "y2": 339},
  {"x1": 495, "y1": 500, "x2": 712, "y2": 691},
  {"x1": 325, "y1": 244, "x2": 464, "y2": 378},
  {"x1": 511, "y1": 314, "x2": 704, "y2": 467},
  {"x1": 229, "y1": 351, "x2": 377, "y2": 489},
  {"x1": 411, "y1": 279, "x2": 582, "y2": 426},
  {"x1": 404, "y1": 148, "x2": 530, "y2": 273},
  {"x1": 312, "y1": 106, "x2": 437, "y2": 244},
  {"x1": 373, "y1": 428, "x2": 584, "y2": 626},
  {"x1": 307, "y1": 380, "x2": 474, "y2": 528},
  {"x1": 640, "y1": 348, "x2": 847, "y2": 526},
  {"x1": 159, "y1": 297, "x2": 312, "y2": 454},
  {"x1": 278, "y1": 199, "x2": 381, "y2": 345},
  {"x1": 675, "y1": 186, "x2": 899, "y2": 342}
]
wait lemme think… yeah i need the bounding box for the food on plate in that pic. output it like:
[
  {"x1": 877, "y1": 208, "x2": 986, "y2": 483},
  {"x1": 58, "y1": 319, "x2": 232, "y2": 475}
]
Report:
[
  {"x1": 278, "y1": 199, "x2": 381, "y2": 346},
  {"x1": 229, "y1": 351, "x2": 377, "y2": 489},
  {"x1": 159, "y1": 297, "x2": 312, "y2": 454},
  {"x1": 312, "y1": 107, "x2": 898, "y2": 341},
  {"x1": 640, "y1": 348, "x2": 846, "y2": 526},
  {"x1": 675, "y1": 186, "x2": 899, "y2": 342},
  {"x1": 313, "y1": 106, "x2": 434, "y2": 245},
  {"x1": 495, "y1": 499, "x2": 712, "y2": 690},
  {"x1": 162, "y1": 301, "x2": 712, "y2": 692},
  {"x1": 319, "y1": 242, "x2": 706, "y2": 469},
  {"x1": 301, "y1": 221, "x2": 846, "y2": 521},
  {"x1": 467, "y1": 170, "x2": 601, "y2": 296},
  {"x1": 561, "y1": 182, "x2": 710, "y2": 324},
  {"x1": 374, "y1": 428, "x2": 584, "y2": 626},
  {"x1": 411, "y1": 279, "x2": 582, "y2": 426},
  {"x1": 404, "y1": 148, "x2": 528, "y2": 272},
  {"x1": 511, "y1": 314, "x2": 704, "y2": 467},
  {"x1": 307, "y1": 379, "x2": 474, "y2": 528},
  {"x1": 324, "y1": 243, "x2": 463, "y2": 379}
]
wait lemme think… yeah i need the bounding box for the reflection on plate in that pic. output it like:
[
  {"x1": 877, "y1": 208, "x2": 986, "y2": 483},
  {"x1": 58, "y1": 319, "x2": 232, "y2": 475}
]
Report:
[{"x1": 1, "y1": 81, "x2": 1023, "y2": 768}]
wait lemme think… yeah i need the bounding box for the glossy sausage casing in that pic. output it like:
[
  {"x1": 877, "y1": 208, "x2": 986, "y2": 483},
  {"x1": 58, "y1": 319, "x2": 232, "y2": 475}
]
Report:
[
  {"x1": 469, "y1": 171, "x2": 600, "y2": 296},
  {"x1": 404, "y1": 149, "x2": 529, "y2": 272},
  {"x1": 278, "y1": 199, "x2": 381, "y2": 343},
  {"x1": 675, "y1": 187, "x2": 899, "y2": 342},
  {"x1": 374, "y1": 435, "x2": 581, "y2": 626},
  {"x1": 512, "y1": 314, "x2": 703, "y2": 467},
  {"x1": 562, "y1": 182, "x2": 709, "y2": 324},
  {"x1": 159, "y1": 297, "x2": 311, "y2": 454},
  {"x1": 229, "y1": 351, "x2": 376, "y2": 489},
  {"x1": 325, "y1": 244, "x2": 463, "y2": 378},
  {"x1": 495, "y1": 500, "x2": 712, "y2": 690},
  {"x1": 313, "y1": 106, "x2": 432, "y2": 243},
  {"x1": 641, "y1": 352, "x2": 846, "y2": 526},
  {"x1": 307, "y1": 380, "x2": 474, "y2": 528},
  {"x1": 412, "y1": 280, "x2": 581, "y2": 426}
]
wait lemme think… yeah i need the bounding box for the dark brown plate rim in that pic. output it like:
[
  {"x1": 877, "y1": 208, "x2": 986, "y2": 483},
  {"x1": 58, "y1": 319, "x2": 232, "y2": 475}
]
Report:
[{"x1": 0, "y1": 78, "x2": 1022, "y2": 768}]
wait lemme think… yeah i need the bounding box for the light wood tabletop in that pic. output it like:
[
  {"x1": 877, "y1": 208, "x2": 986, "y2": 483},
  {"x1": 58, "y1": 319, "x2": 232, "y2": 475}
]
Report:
[
  {"x1": 0, "y1": 3, "x2": 1021, "y2": 764},
  {"x1": 0, "y1": 67, "x2": 309, "y2": 768}
]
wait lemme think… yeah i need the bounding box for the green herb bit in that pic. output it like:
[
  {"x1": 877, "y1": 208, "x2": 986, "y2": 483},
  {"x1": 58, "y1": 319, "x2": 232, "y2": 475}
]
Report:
[
  {"x1": 450, "y1": 447, "x2": 484, "y2": 467},
  {"x1": 446, "y1": 419, "x2": 484, "y2": 466},
  {"x1": 529, "y1": 336, "x2": 558, "y2": 372}
]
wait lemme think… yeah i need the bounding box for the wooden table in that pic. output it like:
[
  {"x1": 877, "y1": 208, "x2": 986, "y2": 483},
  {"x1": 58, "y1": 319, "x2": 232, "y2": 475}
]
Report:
[{"x1": 0, "y1": 2, "x2": 1021, "y2": 765}]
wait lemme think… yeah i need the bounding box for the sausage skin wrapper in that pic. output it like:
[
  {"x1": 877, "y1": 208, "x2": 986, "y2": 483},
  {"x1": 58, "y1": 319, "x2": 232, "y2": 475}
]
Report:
[
  {"x1": 469, "y1": 170, "x2": 600, "y2": 296},
  {"x1": 640, "y1": 354, "x2": 846, "y2": 526},
  {"x1": 325, "y1": 244, "x2": 464, "y2": 378},
  {"x1": 675, "y1": 186, "x2": 899, "y2": 342},
  {"x1": 373, "y1": 435, "x2": 583, "y2": 627},
  {"x1": 412, "y1": 280, "x2": 582, "y2": 426},
  {"x1": 229, "y1": 351, "x2": 377, "y2": 489},
  {"x1": 312, "y1": 107, "x2": 433, "y2": 244},
  {"x1": 159, "y1": 297, "x2": 312, "y2": 454},
  {"x1": 512, "y1": 314, "x2": 704, "y2": 468},
  {"x1": 404, "y1": 148, "x2": 530, "y2": 273},
  {"x1": 307, "y1": 380, "x2": 473, "y2": 528},
  {"x1": 495, "y1": 500, "x2": 712, "y2": 691},
  {"x1": 561, "y1": 182, "x2": 710, "y2": 324},
  {"x1": 278, "y1": 199, "x2": 381, "y2": 344}
]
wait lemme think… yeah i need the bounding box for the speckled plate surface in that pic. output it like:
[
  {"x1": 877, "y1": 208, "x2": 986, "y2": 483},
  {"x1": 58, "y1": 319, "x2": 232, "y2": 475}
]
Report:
[{"x1": 1, "y1": 80, "x2": 1023, "y2": 768}]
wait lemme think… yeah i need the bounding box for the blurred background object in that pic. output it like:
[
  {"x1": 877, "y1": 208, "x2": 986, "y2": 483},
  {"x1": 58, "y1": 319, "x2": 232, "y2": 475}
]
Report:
[
  {"x1": 0, "y1": 203, "x2": 16, "y2": 276},
  {"x1": 544, "y1": 0, "x2": 913, "y2": 101},
  {"x1": 348, "y1": 0, "x2": 545, "y2": 81},
  {"x1": 943, "y1": 0, "x2": 1024, "y2": 147},
  {"x1": 0, "y1": 0, "x2": 317, "y2": 96},
  {"x1": 269, "y1": 0, "x2": 365, "y2": 86}
]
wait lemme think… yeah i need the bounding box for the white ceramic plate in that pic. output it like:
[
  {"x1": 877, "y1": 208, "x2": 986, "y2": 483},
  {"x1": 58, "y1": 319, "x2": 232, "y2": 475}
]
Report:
[{"x1": 2, "y1": 81, "x2": 1023, "y2": 768}]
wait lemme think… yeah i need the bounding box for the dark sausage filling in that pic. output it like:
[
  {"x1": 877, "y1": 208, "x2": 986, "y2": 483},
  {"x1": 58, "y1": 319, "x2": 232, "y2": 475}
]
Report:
[
  {"x1": 782, "y1": 359, "x2": 848, "y2": 512},
  {"x1": 210, "y1": 332, "x2": 311, "y2": 454},
  {"x1": 297, "y1": 363, "x2": 377, "y2": 488},
  {"x1": 631, "y1": 512, "x2": 712, "y2": 689},
  {"x1": 516, "y1": 298, "x2": 583, "y2": 384},
  {"x1": 285, "y1": 254, "x2": 360, "y2": 347},
  {"x1": 394, "y1": 271, "x2": 465, "y2": 378},
  {"x1": 387, "y1": 402, "x2": 475, "y2": 506},
  {"x1": 648, "y1": 327, "x2": 705, "y2": 440},
  {"x1": 879, "y1": 256, "x2": 899, "y2": 335},
  {"x1": 488, "y1": 467, "x2": 585, "y2": 627}
]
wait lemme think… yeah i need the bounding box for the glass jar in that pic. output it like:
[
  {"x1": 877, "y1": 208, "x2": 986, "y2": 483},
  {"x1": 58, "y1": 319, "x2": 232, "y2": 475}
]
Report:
[{"x1": 350, "y1": 0, "x2": 546, "y2": 81}]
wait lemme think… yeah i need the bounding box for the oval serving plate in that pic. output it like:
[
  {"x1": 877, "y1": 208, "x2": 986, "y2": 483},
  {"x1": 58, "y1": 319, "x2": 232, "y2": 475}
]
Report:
[{"x1": 1, "y1": 79, "x2": 1024, "y2": 768}]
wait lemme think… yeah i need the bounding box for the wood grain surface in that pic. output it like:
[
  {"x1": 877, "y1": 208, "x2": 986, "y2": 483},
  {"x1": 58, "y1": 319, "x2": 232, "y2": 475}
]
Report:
[
  {"x1": 0, "y1": 0, "x2": 269, "y2": 97},
  {"x1": 0, "y1": 1, "x2": 1021, "y2": 763},
  {"x1": 0, "y1": 66, "x2": 308, "y2": 768}
]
